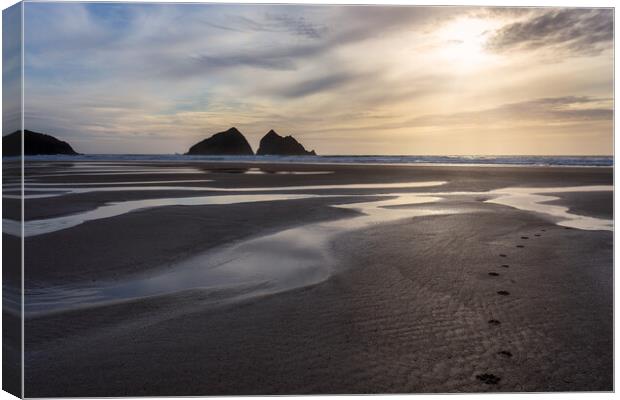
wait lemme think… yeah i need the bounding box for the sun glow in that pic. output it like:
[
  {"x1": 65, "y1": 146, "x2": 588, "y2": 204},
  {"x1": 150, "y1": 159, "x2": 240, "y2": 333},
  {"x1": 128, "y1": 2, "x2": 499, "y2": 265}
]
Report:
[{"x1": 437, "y1": 18, "x2": 498, "y2": 70}]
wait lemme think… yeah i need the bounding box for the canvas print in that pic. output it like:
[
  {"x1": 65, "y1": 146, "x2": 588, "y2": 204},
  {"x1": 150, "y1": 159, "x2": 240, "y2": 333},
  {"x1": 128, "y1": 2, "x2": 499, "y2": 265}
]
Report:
[{"x1": 1, "y1": 2, "x2": 614, "y2": 397}]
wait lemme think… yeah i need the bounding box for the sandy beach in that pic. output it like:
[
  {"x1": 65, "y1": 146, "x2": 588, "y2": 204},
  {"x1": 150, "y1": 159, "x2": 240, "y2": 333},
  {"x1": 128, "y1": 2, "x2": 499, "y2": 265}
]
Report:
[
  {"x1": 4, "y1": 160, "x2": 612, "y2": 395},
  {"x1": 3, "y1": 3, "x2": 614, "y2": 397}
]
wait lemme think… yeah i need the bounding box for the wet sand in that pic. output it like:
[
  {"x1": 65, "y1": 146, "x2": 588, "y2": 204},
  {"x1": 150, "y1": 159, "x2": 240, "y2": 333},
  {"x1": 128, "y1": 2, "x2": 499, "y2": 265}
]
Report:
[
  {"x1": 547, "y1": 191, "x2": 613, "y2": 220},
  {"x1": 8, "y1": 161, "x2": 612, "y2": 395}
]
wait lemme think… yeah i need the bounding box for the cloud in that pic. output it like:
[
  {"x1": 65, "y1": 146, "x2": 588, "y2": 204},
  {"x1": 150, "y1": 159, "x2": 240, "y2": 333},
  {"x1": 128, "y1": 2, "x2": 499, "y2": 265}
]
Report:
[
  {"x1": 3, "y1": 3, "x2": 23, "y2": 134},
  {"x1": 486, "y1": 8, "x2": 613, "y2": 56},
  {"x1": 473, "y1": 7, "x2": 535, "y2": 18},
  {"x1": 23, "y1": 3, "x2": 456, "y2": 83},
  {"x1": 276, "y1": 72, "x2": 362, "y2": 98},
  {"x1": 311, "y1": 96, "x2": 613, "y2": 135},
  {"x1": 406, "y1": 96, "x2": 613, "y2": 128},
  {"x1": 191, "y1": 53, "x2": 296, "y2": 71},
  {"x1": 266, "y1": 14, "x2": 327, "y2": 39},
  {"x1": 19, "y1": 4, "x2": 613, "y2": 155},
  {"x1": 163, "y1": 6, "x2": 455, "y2": 78},
  {"x1": 203, "y1": 13, "x2": 328, "y2": 40}
]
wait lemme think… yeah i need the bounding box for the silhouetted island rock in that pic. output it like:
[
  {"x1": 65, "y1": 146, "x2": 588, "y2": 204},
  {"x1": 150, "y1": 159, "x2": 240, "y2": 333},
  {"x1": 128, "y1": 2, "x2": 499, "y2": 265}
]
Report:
[
  {"x1": 186, "y1": 127, "x2": 254, "y2": 155},
  {"x1": 3, "y1": 130, "x2": 78, "y2": 156},
  {"x1": 257, "y1": 130, "x2": 316, "y2": 156}
]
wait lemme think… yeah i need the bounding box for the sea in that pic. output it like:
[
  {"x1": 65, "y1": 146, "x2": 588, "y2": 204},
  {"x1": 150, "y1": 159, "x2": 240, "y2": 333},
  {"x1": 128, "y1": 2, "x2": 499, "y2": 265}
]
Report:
[{"x1": 9, "y1": 154, "x2": 614, "y2": 167}]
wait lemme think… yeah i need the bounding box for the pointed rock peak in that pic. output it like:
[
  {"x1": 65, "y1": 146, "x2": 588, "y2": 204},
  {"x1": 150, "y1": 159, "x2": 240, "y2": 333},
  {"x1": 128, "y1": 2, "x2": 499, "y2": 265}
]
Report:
[
  {"x1": 257, "y1": 130, "x2": 316, "y2": 156},
  {"x1": 225, "y1": 127, "x2": 242, "y2": 134}
]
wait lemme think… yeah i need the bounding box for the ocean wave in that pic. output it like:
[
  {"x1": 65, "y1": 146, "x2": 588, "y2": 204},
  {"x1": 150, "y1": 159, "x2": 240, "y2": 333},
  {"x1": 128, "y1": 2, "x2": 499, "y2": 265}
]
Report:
[{"x1": 5, "y1": 154, "x2": 614, "y2": 167}]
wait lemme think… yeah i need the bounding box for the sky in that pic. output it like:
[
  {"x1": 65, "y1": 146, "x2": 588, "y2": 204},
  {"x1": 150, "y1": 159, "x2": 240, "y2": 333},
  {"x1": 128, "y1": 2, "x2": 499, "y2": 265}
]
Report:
[{"x1": 5, "y1": 3, "x2": 614, "y2": 155}]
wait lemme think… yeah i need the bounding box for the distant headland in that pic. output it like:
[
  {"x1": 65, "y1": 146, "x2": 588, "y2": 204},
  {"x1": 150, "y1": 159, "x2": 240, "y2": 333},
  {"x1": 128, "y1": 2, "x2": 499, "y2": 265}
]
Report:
[{"x1": 3, "y1": 130, "x2": 79, "y2": 156}]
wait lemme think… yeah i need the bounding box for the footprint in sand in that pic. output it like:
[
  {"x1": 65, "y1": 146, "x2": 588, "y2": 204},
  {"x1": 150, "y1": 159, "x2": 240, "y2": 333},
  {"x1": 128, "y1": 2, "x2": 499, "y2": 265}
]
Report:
[
  {"x1": 497, "y1": 350, "x2": 513, "y2": 358},
  {"x1": 501, "y1": 264, "x2": 509, "y2": 268},
  {"x1": 488, "y1": 319, "x2": 501, "y2": 326},
  {"x1": 476, "y1": 374, "x2": 501, "y2": 384},
  {"x1": 516, "y1": 245, "x2": 524, "y2": 248},
  {"x1": 488, "y1": 272, "x2": 499, "y2": 276},
  {"x1": 497, "y1": 291, "x2": 510, "y2": 296}
]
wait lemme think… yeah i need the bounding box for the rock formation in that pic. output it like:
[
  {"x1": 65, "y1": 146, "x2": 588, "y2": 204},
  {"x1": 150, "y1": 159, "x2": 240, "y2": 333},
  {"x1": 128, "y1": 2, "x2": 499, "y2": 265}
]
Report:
[
  {"x1": 3, "y1": 130, "x2": 78, "y2": 156},
  {"x1": 186, "y1": 127, "x2": 254, "y2": 155},
  {"x1": 256, "y1": 130, "x2": 316, "y2": 156}
]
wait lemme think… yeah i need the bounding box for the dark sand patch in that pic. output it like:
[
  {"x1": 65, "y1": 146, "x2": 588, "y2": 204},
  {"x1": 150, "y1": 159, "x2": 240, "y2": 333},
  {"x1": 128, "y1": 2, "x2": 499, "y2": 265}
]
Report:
[
  {"x1": 24, "y1": 196, "x2": 362, "y2": 286},
  {"x1": 476, "y1": 374, "x2": 501, "y2": 385},
  {"x1": 25, "y1": 207, "x2": 612, "y2": 395},
  {"x1": 20, "y1": 163, "x2": 612, "y2": 395},
  {"x1": 497, "y1": 351, "x2": 513, "y2": 358},
  {"x1": 546, "y1": 191, "x2": 612, "y2": 220},
  {"x1": 19, "y1": 162, "x2": 612, "y2": 219}
]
